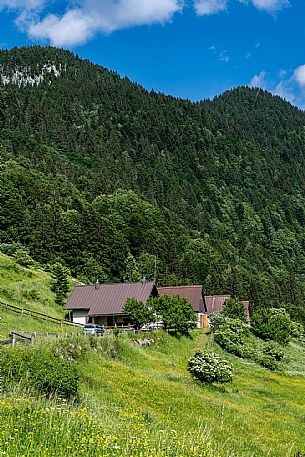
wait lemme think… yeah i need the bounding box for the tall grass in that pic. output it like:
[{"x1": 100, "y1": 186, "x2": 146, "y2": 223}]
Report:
[
  {"x1": 0, "y1": 332, "x2": 305, "y2": 456},
  {"x1": 0, "y1": 253, "x2": 78, "y2": 338},
  {"x1": 0, "y1": 395, "x2": 216, "y2": 457}
]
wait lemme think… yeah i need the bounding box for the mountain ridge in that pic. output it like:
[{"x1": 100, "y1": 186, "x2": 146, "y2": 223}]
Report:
[{"x1": 0, "y1": 46, "x2": 305, "y2": 319}]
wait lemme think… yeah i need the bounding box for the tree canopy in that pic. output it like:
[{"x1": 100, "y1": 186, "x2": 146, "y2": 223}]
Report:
[{"x1": 149, "y1": 295, "x2": 197, "y2": 334}]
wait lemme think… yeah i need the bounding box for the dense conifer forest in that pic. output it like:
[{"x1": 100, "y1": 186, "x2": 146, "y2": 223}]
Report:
[{"x1": 1, "y1": 46, "x2": 305, "y2": 320}]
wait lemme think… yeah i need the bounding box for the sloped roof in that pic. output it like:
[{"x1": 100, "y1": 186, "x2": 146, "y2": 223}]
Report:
[
  {"x1": 65, "y1": 281, "x2": 157, "y2": 316},
  {"x1": 204, "y1": 295, "x2": 231, "y2": 315},
  {"x1": 204, "y1": 295, "x2": 250, "y2": 320},
  {"x1": 157, "y1": 285, "x2": 205, "y2": 312}
]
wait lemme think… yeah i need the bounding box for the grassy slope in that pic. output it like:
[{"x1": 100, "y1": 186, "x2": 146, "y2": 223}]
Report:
[
  {"x1": 0, "y1": 332, "x2": 304, "y2": 456},
  {"x1": 0, "y1": 252, "x2": 304, "y2": 455},
  {"x1": 80, "y1": 332, "x2": 305, "y2": 456},
  {"x1": 0, "y1": 253, "x2": 76, "y2": 338}
]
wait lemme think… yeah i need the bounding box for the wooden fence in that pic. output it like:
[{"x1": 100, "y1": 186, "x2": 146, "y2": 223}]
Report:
[
  {"x1": 0, "y1": 300, "x2": 83, "y2": 328},
  {"x1": 0, "y1": 330, "x2": 83, "y2": 347}
]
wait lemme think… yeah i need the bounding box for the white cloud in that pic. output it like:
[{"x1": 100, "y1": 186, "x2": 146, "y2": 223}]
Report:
[
  {"x1": 248, "y1": 66, "x2": 305, "y2": 109},
  {"x1": 278, "y1": 68, "x2": 287, "y2": 78},
  {"x1": 294, "y1": 64, "x2": 305, "y2": 87},
  {"x1": 274, "y1": 79, "x2": 296, "y2": 104},
  {"x1": 194, "y1": 0, "x2": 227, "y2": 15},
  {"x1": 249, "y1": 71, "x2": 268, "y2": 89},
  {"x1": 251, "y1": 0, "x2": 288, "y2": 12},
  {"x1": 25, "y1": 0, "x2": 184, "y2": 46},
  {"x1": 0, "y1": 0, "x2": 292, "y2": 47},
  {"x1": 28, "y1": 10, "x2": 94, "y2": 47},
  {"x1": 219, "y1": 51, "x2": 229, "y2": 62},
  {"x1": 0, "y1": 0, "x2": 44, "y2": 10}
]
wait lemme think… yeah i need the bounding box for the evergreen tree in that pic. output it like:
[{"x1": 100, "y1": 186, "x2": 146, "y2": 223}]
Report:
[{"x1": 50, "y1": 263, "x2": 70, "y2": 307}]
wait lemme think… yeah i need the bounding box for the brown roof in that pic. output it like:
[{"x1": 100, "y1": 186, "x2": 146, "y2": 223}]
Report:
[
  {"x1": 204, "y1": 295, "x2": 231, "y2": 315},
  {"x1": 65, "y1": 281, "x2": 157, "y2": 316},
  {"x1": 205, "y1": 295, "x2": 250, "y2": 320},
  {"x1": 157, "y1": 285, "x2": 205, "y2": 313}
]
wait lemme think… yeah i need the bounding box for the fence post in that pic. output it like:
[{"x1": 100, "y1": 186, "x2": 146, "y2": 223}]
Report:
[{"x1": 12, "y1": 335, "x2": 16, "y2": 348}]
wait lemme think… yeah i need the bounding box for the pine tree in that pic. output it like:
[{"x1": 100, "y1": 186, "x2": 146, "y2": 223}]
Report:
[{"x1": 50, "y1": 263, "x2": 70, "y2": 306}]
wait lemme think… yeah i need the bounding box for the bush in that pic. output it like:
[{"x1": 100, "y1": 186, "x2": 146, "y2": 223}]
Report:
[
  {"x1": 209, "y1": 313, "x2": 228, "y2": 331},
  {"x1": 0, "y1": 343, "x2": 80, "y2": 400},
  {"x1": 22, "y1": 288, "x2": 40, "y2": 301},
  {"x1": 213, "y1": 317, "x2": 250, "y2": 343},
  {"x1": 0, "y1": 242, "x2": 23, "y2": 257},
  {"x1": 289, "y1": 321, "x2": 304, "y2": 339},
  {"x1": 14, "y1": 249, "x2": 35, "y2": 267},
  {"x1": 260, "y1": 356, "x2": 278, "y2": 371},
  {"x1": 251, "y1": 308, "x2": 292, "y2": 345},
  {"x1": 222, "y1": 298, "x2": 246, "y2": 321},
  {"x1": 213, "y1": 316, "x2": 283, "y2": 371},
  {"x1": 263, "y1": 341, "x2": 284, "y2": 361},
  {"x1": 123, "y1": 298, "x2": 154, "y2": 330},
  {"x1": 188, "y1": 350, "x2": 233, "y2": 384}
]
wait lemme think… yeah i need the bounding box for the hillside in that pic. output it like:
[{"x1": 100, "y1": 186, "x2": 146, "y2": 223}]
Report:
[
  {"x1": 1, "y1": 331, "x2": 305, "y2": 456},
  {"x1": 0, "y1": 253, "x2": 76, "y2": 339},
  {"x1": 1, "y1": 46, "x2": 305, "y2": 315}
]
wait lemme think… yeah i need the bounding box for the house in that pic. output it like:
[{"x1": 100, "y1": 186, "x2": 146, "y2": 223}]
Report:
[
  {"x1": 65, "y1": 281, "x2": 158, "y2": 327},
  {"x1": 157, "y1": 285, "x2": 207, "y2": 328},
  {"x1": 205, "y1": 295, "x2": 250, "y2": 321},
  {"x1": 157, "y1": 287, "x2": 250, "y2": 327},
  {"x1": 204, "y1": 295, "x2": 231, "y2": 316}
]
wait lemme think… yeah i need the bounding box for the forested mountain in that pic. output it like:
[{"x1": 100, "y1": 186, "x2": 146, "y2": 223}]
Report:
[{"x1": 1, "y1": 45, "x2": 305, "y2": 317}]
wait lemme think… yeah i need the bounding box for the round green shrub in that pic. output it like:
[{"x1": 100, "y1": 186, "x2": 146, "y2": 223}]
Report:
[
  {"x1": 188, "y1": 350, "x2": 233, "y2": 384},
  {"x1": 251, "y1": 308, "x2": 292, "y2": 345},
  {"x1": 263, "y1": 341, "x2": 284, "y2": 361}
]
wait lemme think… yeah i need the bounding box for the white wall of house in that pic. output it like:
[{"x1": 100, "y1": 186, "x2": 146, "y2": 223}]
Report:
[
  {"x1": 197, "y1": 313, "x2": 202, "y2": 328},
  {"x1": 72, "y1": 310, "x2": 89, "y2": 325}
]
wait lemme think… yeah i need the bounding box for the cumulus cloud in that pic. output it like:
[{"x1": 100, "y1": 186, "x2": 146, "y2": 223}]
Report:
[
  {"x1": 194, "y1": 0, "x2": 227, "y2": 15},
  {"x1": 27, "y1": 0, "x2": 184, "y2": 46},
  {"x1": 28, "y1": 10, "x2": 93, "y2": 47},
  {"x1": 0, "y1": 0, "x2": 292, "y2": 47}
]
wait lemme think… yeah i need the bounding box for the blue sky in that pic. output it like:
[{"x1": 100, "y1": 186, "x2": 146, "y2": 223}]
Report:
[{"x1": 0, "y1": 0, "x2": 305, "y2": 106}]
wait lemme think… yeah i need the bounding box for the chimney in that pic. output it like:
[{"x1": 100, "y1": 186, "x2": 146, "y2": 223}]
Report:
[{"x1": 95, "y1": 279, "x2": 100, "y2": 290}]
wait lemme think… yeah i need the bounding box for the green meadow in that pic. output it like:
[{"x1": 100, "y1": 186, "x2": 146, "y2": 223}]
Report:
[
  {"x1": 0, "y1": 253, "x2": 77, "y2": 338},
  {"x1": 0, "y1": 254, "x2": 305, "y2": 456},
  {"x1": 0, "y1": 331, "x2": 304, "y2": 456}
]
